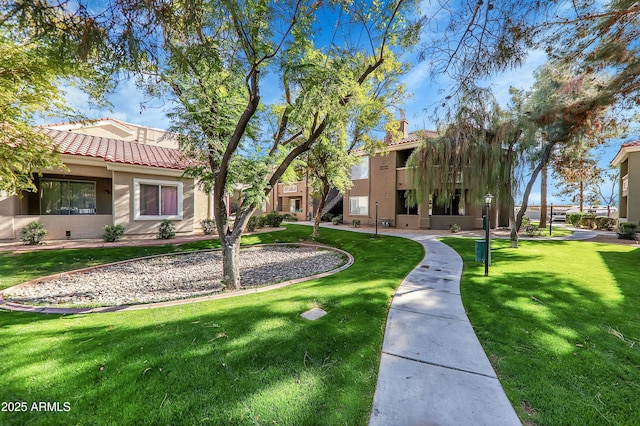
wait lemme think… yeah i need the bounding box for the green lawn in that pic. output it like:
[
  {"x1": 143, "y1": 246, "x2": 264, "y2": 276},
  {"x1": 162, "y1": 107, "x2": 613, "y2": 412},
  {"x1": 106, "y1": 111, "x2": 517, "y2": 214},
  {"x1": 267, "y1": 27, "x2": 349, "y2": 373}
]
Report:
[
  {"x1": 0, "y1": 225, "x2": 424, "y2": 425},
  {"x1": 441, "y1": 237, "x2": 640, "y2": 425}
]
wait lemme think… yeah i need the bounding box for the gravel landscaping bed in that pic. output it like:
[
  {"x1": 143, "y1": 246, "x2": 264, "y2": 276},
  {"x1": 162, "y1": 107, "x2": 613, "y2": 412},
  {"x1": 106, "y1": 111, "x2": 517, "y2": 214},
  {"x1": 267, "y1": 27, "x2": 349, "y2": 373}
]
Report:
[{"x1": 4, "y1": 245, "x2": 346, "y2": 307}]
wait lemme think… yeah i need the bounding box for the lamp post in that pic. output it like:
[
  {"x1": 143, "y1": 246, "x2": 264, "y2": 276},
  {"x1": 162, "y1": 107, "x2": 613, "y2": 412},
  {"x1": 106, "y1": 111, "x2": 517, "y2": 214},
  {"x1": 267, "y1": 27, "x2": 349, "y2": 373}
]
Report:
[
  {"x1": 375, "y1": 201, "x2": 379, "y2": 236},
  {"x1": 484, "y1": 193, "x2": 493, "y2": 277},
  {"x1": 549, "y1": 203, "x2": 553, "y2": 236}
]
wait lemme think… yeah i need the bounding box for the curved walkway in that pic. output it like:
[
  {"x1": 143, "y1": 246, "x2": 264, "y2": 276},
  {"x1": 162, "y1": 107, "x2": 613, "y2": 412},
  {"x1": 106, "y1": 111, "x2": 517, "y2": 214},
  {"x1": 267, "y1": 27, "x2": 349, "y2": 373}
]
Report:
[
  {"x1": 368, "y1": 233, "x2": 520, "y2": 425},
  {"x1": 302, "y1": 222, "x2": 521, "y2": 424}
]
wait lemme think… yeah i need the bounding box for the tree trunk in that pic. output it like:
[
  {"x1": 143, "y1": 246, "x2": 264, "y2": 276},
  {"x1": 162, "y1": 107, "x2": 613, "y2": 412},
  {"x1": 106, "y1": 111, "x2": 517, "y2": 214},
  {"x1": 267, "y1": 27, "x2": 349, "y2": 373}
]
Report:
[
  {"x1": 221, "y1": 234, "x2": 241, "y2": 290},
  {"x1": 579, "y1": 180, "x2": 584, "y2": 212},
  {"x1": 515, "y1": 143, "x2": 556, "y2": 236},
  {"x1": 539, "y1": 164, "x2": 547, "y2": 228},
  {"x1": 312, "y1": 180, "x2": 330, "y2": 238}
]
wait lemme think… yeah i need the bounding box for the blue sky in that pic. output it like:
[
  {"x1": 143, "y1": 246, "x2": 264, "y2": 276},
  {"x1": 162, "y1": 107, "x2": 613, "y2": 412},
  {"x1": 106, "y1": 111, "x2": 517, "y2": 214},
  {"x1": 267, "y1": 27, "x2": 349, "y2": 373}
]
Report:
[{"x1": 42, "y1": 3, "x2": 628, "y2": 207}]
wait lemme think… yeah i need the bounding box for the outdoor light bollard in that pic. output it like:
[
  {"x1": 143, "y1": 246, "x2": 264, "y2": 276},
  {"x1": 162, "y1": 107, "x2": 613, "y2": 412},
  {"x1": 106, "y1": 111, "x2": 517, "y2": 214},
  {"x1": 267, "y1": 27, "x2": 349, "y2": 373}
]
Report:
[{"x1": 484, "y1": 193, "x2": 493, "y2": 277}]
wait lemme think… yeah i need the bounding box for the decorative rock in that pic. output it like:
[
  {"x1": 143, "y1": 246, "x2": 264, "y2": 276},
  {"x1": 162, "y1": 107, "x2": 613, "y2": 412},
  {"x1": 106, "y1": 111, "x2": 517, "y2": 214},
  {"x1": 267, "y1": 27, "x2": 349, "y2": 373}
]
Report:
[{"x1": 5, "y1": 246, "x2": 345, "y2": 307}]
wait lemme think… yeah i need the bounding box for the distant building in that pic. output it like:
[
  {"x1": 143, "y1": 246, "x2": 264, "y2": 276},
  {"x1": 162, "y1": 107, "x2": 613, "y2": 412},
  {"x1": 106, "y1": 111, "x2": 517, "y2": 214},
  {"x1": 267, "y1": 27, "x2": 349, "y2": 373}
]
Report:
[
  {"x1": 342, "y1": 118, "x2": 506, "y2": 230},
  {"x1": 611, "y1": 140, "x2": 640, "y2": 224},
  {"x1": 0, "y1": 119, "x2": 212, "y2": 240}
]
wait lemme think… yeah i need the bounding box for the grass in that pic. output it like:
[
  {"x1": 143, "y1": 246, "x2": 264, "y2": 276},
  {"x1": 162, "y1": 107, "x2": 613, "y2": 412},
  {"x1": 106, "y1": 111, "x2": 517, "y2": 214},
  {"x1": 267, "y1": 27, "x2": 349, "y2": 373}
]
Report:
[
  {"x1": 441, "y1": 237, "x2": 640, "y2": 425},
  {"x1": 0, "y1": 225, "x2": 423, "y2": 425}
]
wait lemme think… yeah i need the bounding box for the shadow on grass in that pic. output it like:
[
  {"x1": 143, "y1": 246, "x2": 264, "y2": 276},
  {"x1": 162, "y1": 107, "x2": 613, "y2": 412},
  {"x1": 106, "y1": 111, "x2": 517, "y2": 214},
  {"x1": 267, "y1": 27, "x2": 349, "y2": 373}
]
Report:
[
  {"x1": 0, "y1": 225, "x2": 424, "y2": 425},
  {"x1": 441, "y1": 237, "x2": 640, "y2": 425}
]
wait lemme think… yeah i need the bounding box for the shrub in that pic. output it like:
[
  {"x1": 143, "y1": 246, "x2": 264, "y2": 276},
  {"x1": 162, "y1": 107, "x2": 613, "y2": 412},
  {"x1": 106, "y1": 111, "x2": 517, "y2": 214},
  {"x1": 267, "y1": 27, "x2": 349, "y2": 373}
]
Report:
[
  {"x1": 617, "y1": 222, "x2": 638, "y2": 240},
  {"x1": 450, "y1": 223, "x2": 461, "y2": 233},
  {"x1": 524, "y1": 224, "x2": 541, "y2": 236},
  {"x1": 282, "y1": 213, "x2": 298, "y2": 222},
  {"x1": 594, "y1": 217, "x2": 615, "y2": 231},
  {"x1": 566, "y1": 212, "x2": 587, "y2": 226},
  {"x1": 20, "y1": 221, "x2": 47, "y2": 245},
  {"x1": 200, "y1": 219, "x2": 217, "y2": 235},
  {"x1": 101, "y1": 224, "x2": 125, "y2": 242},
  {"x1": 256, "y1": 215, "x2": 267, "y2": 228},
  {"x1": 521, "y1": 216, "x2": 531, "y2": 227},
  {"x1": 332, "y1": 214, "x2": 343, "y2": 225},
  {"x1": 158, "y1": 219, "x2": 176, "y2": 239},
  {"x1": 265, "y1": 211, "x2": 284, "y2": 228},
  {"x1": 321, "y1": 212, "x2": 334, "y2": 222},
  {"x1": 247, "y1": 216, "x2": 258, "y2": 232},
  {"x1": 578, "y1": 214, "x2": 596, "y2": 229}
]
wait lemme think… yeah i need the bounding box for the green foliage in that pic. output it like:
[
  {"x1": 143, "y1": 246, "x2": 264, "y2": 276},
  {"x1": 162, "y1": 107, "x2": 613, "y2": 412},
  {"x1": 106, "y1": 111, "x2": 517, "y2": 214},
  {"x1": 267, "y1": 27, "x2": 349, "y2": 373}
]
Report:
[
  {"x1": 449, "y1": 223, "x2": 461, "y2": 233},
  {"x1": 0, "y1": 226, "x2": 424, "y2": 425},
  {"x1": 566, "y1": 212, "x2": 586, "y2": 226},
  {"x1": 264, "y1": 211, "x2": 284, "y2": 228},
  {"x1": 281, "y1": 213, "x2": 297, "y2": 222},
  {"x1": 524, "y1": 224, "x2": 541, "y2": 236},
  {"x1": 157, "y1": 220, "x2": 176, "y2": 239},
  {"x1": 321, "y1": 212, "x2": 334, "y2": 222},
  {"x1": 332, "y1": 215, "x2": 343, "y2": 225},
  {"x1": 442, "y1": 237, "x2": 640, "y2": 425},
  {"x1": 617, "y1": 222, "x2": 637, "y2": 240},
  {"x1": 19, "y1": 221, "x2": 47, "y2": 245},
  {"x1": 594, "y1": 217, "x2": 615, "y2": 231},
  {"x1": 577, "y1": 214, "x2": 597, "y2": 229},
  {"x1": 101, "y1": 224, "x2": 125, "y2": 242},
  {"x1": 199, "y1": 219, "x2": 217, "y2": 235}
]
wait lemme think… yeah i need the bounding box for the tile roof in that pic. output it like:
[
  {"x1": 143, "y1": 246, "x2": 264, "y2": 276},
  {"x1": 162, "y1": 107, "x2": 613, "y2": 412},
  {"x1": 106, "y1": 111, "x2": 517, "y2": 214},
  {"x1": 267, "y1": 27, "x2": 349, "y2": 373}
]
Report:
[
  {"x1": 621, "y1": 140, "x2": 640, "y2": 148},
  {"x1": 387, "y1": 130, "x2": 436, "y2": 146},
  {"x1": 41, "y1": 128, "x2": 190, "y2": 170}
]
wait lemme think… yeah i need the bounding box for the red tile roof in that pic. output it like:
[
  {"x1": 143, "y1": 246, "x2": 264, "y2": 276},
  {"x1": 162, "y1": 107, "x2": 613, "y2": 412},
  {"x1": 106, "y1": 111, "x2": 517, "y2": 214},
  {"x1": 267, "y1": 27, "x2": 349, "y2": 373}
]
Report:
[
  {"x1": 41, "y1": 128, "x2": 190, "y2": 170},
  {"x1": 621, "y1": 140, "x2": 640, "y2": 148},
  {"x1": 387, "y1": 130, "x2": 436, "y2": 146}
]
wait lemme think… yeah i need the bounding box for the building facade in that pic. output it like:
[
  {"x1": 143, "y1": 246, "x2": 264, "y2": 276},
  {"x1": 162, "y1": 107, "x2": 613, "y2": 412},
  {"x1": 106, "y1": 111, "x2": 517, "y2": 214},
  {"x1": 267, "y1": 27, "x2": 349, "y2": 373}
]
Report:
[
  {"x1": 611, "y1": 140, "x2": 640, "y2": 224},
  {"x1": 0, "y1": 119, "x2": 212, "y2": 240},
  {"x1": 342, "y1": 119, "x2": 500, "y2": 230}
]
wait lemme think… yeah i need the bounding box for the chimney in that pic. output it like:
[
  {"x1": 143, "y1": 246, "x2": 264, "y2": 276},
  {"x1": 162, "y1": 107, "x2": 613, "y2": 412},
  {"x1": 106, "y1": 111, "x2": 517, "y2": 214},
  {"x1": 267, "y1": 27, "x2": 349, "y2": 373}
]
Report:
[{"x1": 399, "y1": 110, "x2": 408, "y2": 139}]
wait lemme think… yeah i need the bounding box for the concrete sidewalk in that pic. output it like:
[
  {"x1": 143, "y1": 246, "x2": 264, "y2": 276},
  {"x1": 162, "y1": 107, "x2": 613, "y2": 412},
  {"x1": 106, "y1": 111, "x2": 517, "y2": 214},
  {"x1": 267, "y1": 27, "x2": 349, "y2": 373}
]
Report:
[
  {"x1": 368, "y1": 234, "x2": 520, "y2": 425},
  {"x1": 303, "y1": 222, "x2": 521, "y2": 424}
]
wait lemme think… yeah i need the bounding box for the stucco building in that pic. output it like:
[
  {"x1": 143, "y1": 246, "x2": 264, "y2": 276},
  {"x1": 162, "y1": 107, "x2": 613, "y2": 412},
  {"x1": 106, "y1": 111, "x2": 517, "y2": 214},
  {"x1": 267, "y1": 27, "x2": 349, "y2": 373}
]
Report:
[
  {"x1": 611, "y1": 140, "x2": 640, "y2": 224},
  {"x1": 342, "y1": 118, "x2": 504, "y2": 230},
  {"x1": 0, "y1": 119, "x2": 213, "y2": 240}
]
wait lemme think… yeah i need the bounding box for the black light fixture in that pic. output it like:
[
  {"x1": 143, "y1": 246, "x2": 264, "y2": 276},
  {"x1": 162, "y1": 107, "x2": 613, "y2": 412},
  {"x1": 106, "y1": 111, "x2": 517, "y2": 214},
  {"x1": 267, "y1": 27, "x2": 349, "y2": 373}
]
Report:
[
  {"x1": 375, "y1": 201, "x2": 379, "y2": 236},
  {"x1": 484, "y1": 193, "x2": 493, "y2": 277}
]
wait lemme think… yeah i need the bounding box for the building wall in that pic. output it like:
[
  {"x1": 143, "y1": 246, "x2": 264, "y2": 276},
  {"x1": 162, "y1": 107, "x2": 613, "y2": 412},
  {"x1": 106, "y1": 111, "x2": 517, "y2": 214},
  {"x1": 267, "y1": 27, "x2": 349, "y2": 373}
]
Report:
[
  {"x1": 626, "y1": 153, "x2": 640, "y2": 223},
  {"x1": 113, "y1": 171, "x2": 195, "y2": 235}
]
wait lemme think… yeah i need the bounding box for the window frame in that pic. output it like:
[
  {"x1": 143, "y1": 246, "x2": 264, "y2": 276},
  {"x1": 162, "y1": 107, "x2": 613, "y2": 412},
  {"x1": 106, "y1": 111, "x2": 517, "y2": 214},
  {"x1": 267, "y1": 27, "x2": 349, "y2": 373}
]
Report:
[
  {"x1": 40, "y1": 178, "x2": 96, "y2": 215},
  {"x1": 349, "y1": 195, "x2": 369, "y2": 216},
  {"x1": 350, "y1": 156, "x2": 369, "y2": 180},
  {"x1": 133, "y1": 178, "x2": 183, "y2": 221}
]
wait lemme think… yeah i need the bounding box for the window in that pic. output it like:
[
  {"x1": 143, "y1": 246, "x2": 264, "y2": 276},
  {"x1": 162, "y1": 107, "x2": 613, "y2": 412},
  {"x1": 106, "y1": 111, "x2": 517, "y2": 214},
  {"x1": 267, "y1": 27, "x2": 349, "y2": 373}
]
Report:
[
  {"x1": 350, "y1": 157, "x2": 369, "y2": 180},
  {"x1": 349, "y1": 196, "x2": 368, "y2": 216},
  {"x1": 396, "y1": 190, "x2": 418, "y2": 215},
  {"x1": 40, "y1": 179, "x2": 96, "y2": 215},
  {"x1": 134, "y1": 179, "x2": 183, "y2": 220}
]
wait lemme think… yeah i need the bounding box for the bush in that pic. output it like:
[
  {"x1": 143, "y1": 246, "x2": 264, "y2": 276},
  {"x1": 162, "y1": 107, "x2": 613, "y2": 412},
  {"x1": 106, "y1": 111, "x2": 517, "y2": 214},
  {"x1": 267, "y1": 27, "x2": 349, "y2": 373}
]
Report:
[
  {"x1": 247, "y1": 216, "x2": 259, "y2": 232},
  {"x1": 332, "y1": 215, "x2": 343, "y2": 225},
  {"x1": 521, "y1": 216, "x2": 531, "y2": 227},
  {"x1": 200, "y1": 219, "x2": 217, "y2": 235},
  {"x1": 282, "y1": 213, "x2": 298, "y2": 222},
  {"x1": 101, "y1": 224, "x2": 125, "y2": 242},
  {"x1": 524, "y1": 224, "x2": 542, "y2": 236},
  {"x1": 20, "y1": 221, "x2": 47, "y2": 245},
  {"x1": 450, "y1": 223, "x2": 461, "y2": 233},
  {"x1": 594, "y1": 217, "x2": 615, "y2": 231},
  {"x1": 566, "y1": 212, "x2": 587, "y2": 226},
  {"x1": 265, "y1": 211, "x2": 284, "y2": 228},
  {"x1": 617, "y1": 222, "x2": 637, "y2": 240},
  {"x1": 256, "y1": 215, "x2": 267, "y2": 228},
  {"x1": 158, "y1": 219, "x2": 176, "y2": 239},
  {"x1": 321, "y1": 212, "x2": 334, "y2": 222},
  {"x1": 578, "y1": 214, "x2": 597, "y2": 229}
]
